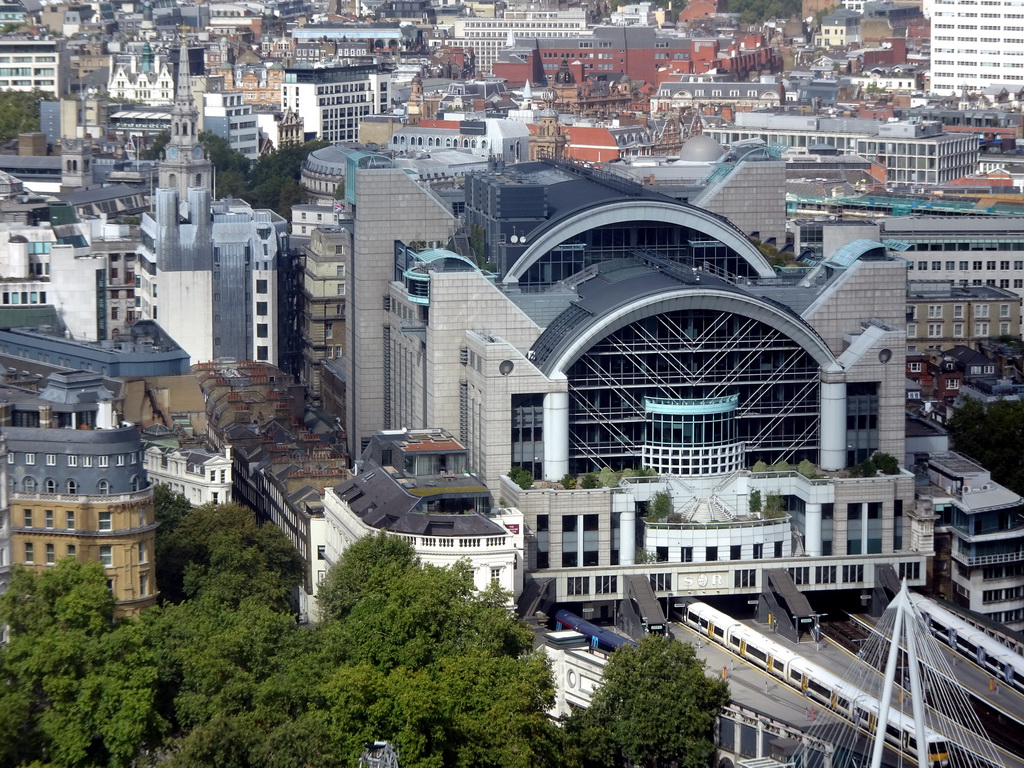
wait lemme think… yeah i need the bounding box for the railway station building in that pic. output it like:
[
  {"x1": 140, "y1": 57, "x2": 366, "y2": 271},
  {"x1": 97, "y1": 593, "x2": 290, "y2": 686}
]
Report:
[{"x1": 333, "y1": 145, "x2": 938, "y2": 628}]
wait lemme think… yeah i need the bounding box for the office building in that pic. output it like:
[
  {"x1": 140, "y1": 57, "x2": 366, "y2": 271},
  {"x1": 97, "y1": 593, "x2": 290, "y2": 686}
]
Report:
[
  {"x1": 905, "y1": 281, "x2": 1022, "y2": 352},
  {"x1": 281, "y1": 63, "x2": 390, "y2": 144},
  {"x1": 928, "y1": 0, "x2": 1024, "y2": 94},
  {"x1": 0, "y1": 370, "x2": 158, "y2": 616},
  {"x1": 0, "y1": 36, "x2": 68, "y2": 96},
  {"x1": 338, "y1": 152, "x2": 932, "y2": 613},
  {"x1": 707, "y1": 113, "x2": 977, "y2": 186}
]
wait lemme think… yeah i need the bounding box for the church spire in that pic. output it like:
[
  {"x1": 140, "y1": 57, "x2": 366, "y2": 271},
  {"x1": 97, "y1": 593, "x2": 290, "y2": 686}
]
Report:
[
  {"x1": 157, "y1": 42, "x2": 213, "y2": 198},
  {"x1": 175, "y1": 44, "x2": 194, "y2": 108}
]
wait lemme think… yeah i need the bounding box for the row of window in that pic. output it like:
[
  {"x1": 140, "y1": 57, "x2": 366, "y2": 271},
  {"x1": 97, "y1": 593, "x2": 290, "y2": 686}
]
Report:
[
  {"x1": 20, "y1": 507, "x2": 146, "y2": 531},
  {"x1": 22, "y1": 540, "x2": 147, "y2": 565},
  {"x1": 9, "y1": 451, "x2": 141, "y2": 467},
  {"x1": 914, "y1": 303, "x2": 1011, "y2": 319},
  {"x1": 13, "y1": 476, "x2": 142, "y2": 495},
  {"x1": 910, "y1": 322, "x2": 1009, "y2": 338},
  {"x1": 566, "y1": 562, "x2": 909, "y2": 596}
]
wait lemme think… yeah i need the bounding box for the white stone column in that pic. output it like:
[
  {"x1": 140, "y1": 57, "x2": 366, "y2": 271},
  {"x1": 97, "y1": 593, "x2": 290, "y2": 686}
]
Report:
[
  {"x1": 619, "y1": 508, "x2": 636, "y2": 566},
  {"x1": 819, "y1": 373, "x2": 846, "y2": 471},
  {"x1": 542, "y1": 390, "x2": 569, "y2": 480},
  {"x1": 805, "y1": 502, "x2": 823, "y2": 557}
]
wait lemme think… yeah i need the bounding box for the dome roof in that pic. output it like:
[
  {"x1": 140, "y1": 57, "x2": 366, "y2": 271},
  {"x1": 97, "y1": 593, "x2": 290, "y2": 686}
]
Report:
[
  {"x1": 679, "y1": 134, "x2": 725, "y2": 163},
  {"x1": 8, "y1": 234, "x2": 27, "y2": 243},
  {"x1": 540, "y1": 107, "x2": 558, "y2": 118}
]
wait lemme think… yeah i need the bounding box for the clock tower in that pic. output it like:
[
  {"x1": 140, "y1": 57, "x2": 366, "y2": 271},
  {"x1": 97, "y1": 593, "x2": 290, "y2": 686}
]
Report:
[{"x1": 158, "y1": 44, "x2": 213, "y2": 199}]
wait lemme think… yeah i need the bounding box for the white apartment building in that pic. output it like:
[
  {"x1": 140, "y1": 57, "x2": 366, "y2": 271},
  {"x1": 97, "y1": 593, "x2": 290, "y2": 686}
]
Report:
[
  {"x1": 446, "y1": 9, "x2": 590, "y2": 75},
  {"x1": 204, "y1": 91, "x2": 260, "y2": 158},
  {"x1": 108, "y1": 52, "x2": 175, "y2": 105},
  {"x1": 143, "y1": 444, "x2": 233, "y2": 506},
  {"x1": 0, "y1": 37, "x2": 68, "y2": 96},
  {"x1": 281, "y1": 64, "x2": 390, "y2": 144},
  {"x1": 928, "y1": 0, "x2": 1024, "y2": 93}
]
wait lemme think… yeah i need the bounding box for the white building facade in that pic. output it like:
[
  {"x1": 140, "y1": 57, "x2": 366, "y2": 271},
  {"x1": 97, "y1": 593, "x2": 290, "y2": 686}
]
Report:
[
  {"x1": 928, "y1": 0, "x2": 1024, "y2": 93},
  {"x1": 143, "y1": 445, "x2": 233, "y2": 506}
]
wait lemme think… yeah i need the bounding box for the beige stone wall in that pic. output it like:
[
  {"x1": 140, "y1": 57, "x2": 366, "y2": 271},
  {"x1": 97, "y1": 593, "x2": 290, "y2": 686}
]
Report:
[{"x1": 345, "y1": 166, "x2": 455, "y2": 455}]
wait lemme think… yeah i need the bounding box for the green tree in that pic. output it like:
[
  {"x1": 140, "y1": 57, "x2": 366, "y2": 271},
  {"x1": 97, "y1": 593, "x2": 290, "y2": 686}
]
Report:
[
  {"x1": 317, "y1": 532, "x2": 419, "y2": 624},
  {"x1": 325, "y1": 561, "x2": 531, "y2": 671},
  {"x1": 560, "y1": 473, "x2": 578, "y2": 489},
  {"x1": 199, "y1": 131, "x2": 250, "y2": 199},
  {"x1": 947, "y1": 398, "x2": 1024, "y2": 494},
  {"x1": 157, "y1": 502, "x2": 303, "y2": 608},
  {"x1": 598, "y1": 466, "x2": 619, "y2": 487},
  {"x1": 567, "y1": 635, "x2": 729, "y2": 768},
  {"x1": 0, "y1": 561, "x2": 168, "y2": 767},
  {"x1": 0, "y1": 89, "x2": 56, "y2": 144},
  {"x1": 748, "y1": 489, "x2": 762, "y2": 515},
  {"x1": 141, "y1": 129, "x2": 170, "y2": 160},
  {"x1": 580, "y1": 472, "x2": 600, "y2": 489},
  {"x1": 648, "y1": 491, "x2": 672, "y2": 521},
  {"x1": 509, "y1": 465, "x2": 534, "y2": 490},
  {"x1": 764, "y1": 492, "x2": 786, "y2": 517},
  {"x1": 872, "y1": 452, "x2": 899, "y2": 475}
]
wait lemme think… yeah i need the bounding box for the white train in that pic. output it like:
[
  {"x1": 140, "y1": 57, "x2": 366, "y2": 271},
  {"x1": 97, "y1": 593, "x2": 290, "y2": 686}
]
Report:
[
  {"x1": 909, "y1": 592, "x2": 1024, "y2": 696},
  {"x1": 680, "y1": 601, "x2": 950, "y2": 768}
]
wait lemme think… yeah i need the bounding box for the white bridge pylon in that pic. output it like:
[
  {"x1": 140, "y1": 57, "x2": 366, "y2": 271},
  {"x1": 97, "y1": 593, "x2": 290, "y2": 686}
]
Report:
[{"x1": 870, "y1": 581, "x2": 930, "y2": 768}]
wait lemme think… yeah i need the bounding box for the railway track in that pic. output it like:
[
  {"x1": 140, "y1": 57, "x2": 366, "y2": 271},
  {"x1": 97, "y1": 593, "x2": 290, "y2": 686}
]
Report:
[{"x1": 822, "y1": 614, "x2": 1024, "y2": 760}]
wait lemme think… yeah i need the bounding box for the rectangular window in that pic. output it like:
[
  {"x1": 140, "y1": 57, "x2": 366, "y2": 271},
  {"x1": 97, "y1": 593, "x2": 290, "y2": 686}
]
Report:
[
  {"x1": 66, "y1": 544, "x2": 76, "y2": 558},
  {"x1": 650, "y1": 573, "x2": 671, "y2": 591},
  {"x1": 45, "y1": 543, "x2": 54, "y2": 564},
  {"x1": 99, "y1": 511, "x2": 112, "y2": 531},
  {"x1": 256, "y1": 279, "x2": 268, "y2": 293},
  {"x1": 24, "y1": 541, "x2": 33, "y2": 563},
  {"x1": 99, "y1": 545, "x2": 112, "y2": 567},
  {"x1": 706, "y1": 546, "x2": 718, "y2": 562},
  {"x1": 98, "y1": 456, "x2": 108, "y2": 468},
  {"x1": 25, "y1": 453, "x2": 34, "y2": 465},
  {"x1": 595, "y1": 575, "x2": 618, "y2": 594},
  {"x1": 753, "y1": 542, "x2": 763, "y2": 559},
  {"x1": 730, "y1": 544, "x2": 742, "y2": 560},
  {"x1": 953, "y1": 304, "x2": 964, "y2": 318},
  {"x1": 257, "y1": 323, "x2": 269, "y2": 338},
  {"x1": 116, "y1": 454, "x2": 125, "y2": 466},
  {"x1": 842, "y1": 564, "x2": 864, "y2": 583},
  {"x1": 83, "y1": 456, "x2": 92, "y2": 467},
  {"x1": 815, "y1": 565, "x2": 836, "y2": 584},
  {"x1": 44, "y1": 509, "x2": 52, "y2": 528},
  {"x1": 788, "y1": 566, "x2": 810, "y2": 585},
  {"x1": 22, "y1": 509, "x2": 31, "y2": 526},
  {"x1": 1001, "y1": 303, "x2": 1011, "y2": 318},
  {"x1": 734, "y1": 569, "x2": 757, "y2": 588},
  {"x1": 68, "y1": 455, "x2": 78, "y2": 467},
  {"x1": 140, "y1": 573, "x2": 148, "y2": 596},
  {"x1": 66, "y1": 510, "x2": 75, "y2": 529},
  {"x1": 567, "y1": 576, "x2": 589, "y2": 595},
  {"x1": 256, "y1": 301, "x2": 268, "y2": 316},
  {"x1": 976, "y1": 304, "x2": 990, "y2": 317},
  {"x1": 138, "y1": 541, "x2": 147, "y2": 563},
  {"x1": 928, "y1": 323, "x2": 943, "y2": 337},
  {"x1": 45, "y1": 453, "x2": 56, "y2": 466}
]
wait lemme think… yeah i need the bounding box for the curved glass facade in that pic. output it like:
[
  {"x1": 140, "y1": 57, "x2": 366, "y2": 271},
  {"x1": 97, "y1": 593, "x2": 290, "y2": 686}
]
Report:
[
  {"x1": 564, "y1": 307, "x2": 821, "y2": 473},
  {"x1": 517, "y1": 221, "x2": 763, "y2": 288},
  {"x1": 642, "y1": 396, "x2": 744, "y2": 476}
]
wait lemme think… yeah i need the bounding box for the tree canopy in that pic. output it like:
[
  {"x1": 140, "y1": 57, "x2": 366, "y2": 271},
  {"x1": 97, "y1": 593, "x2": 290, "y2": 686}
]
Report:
[
  {"x1": 0, "y1": 89, "x2": 55, "y2": 145},
  {"x1": 0, "y1": 508, "x2": 573, "y2": 768},
  {"x1": 566, "y1": 636, "x2": 730, "y2": 768},
  {"x1": 947, "y1": 397, "x2": 1024, "y2": 495}
]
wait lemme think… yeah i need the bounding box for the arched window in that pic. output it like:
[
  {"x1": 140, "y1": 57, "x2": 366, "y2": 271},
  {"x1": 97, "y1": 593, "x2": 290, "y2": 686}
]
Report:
[
  {"x1": 97, "y1": 479, "x2": 110, "y2": 495},
  {"x1": 168, "y1": 173, "x2": 177, "y2": 188},
  {"x1": 23, "y1": 477, "x2": 36, "y2": 492},
  {"x1": 130, "y1": 475, "x2": 140, "y2": 492},
  {"x1": 471, "y1": 140, "x2": 477, "y2": 149},
  {"x1": 195, "y1": 173, "x2": 202, "y2": 186},
  {"x1": 174, "y1": 122, "x2": 180, "y2": 136},
  {"x1": 481, "y1": 140, "x2": 488, "y2": 149},
  {"x1": 67, "y1": 479, "x2": 78, "y2": 494},
  {"x1": 45, "y1": 478, "x2": 56, "y2": 493}
]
